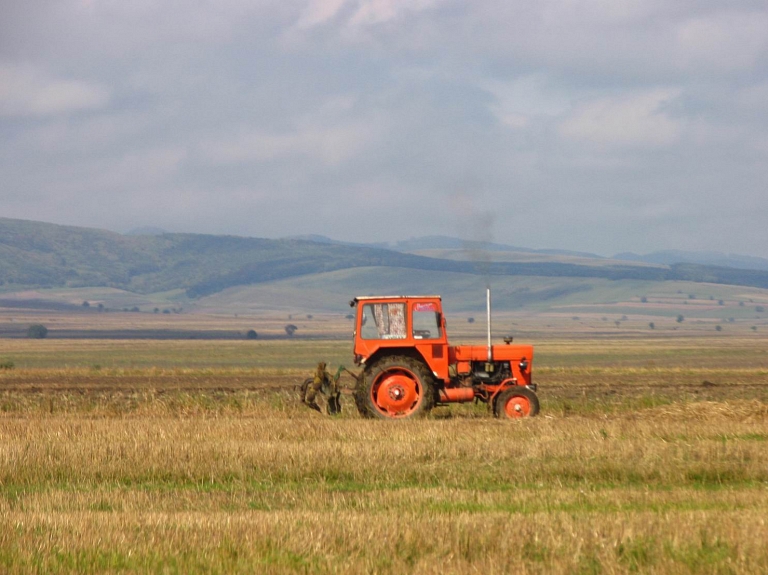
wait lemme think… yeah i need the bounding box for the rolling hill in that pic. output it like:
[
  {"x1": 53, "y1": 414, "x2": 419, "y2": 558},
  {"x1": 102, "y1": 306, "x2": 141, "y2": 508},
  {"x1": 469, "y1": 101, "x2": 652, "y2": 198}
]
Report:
[
  {"x1": 3, "y1": 217, "x2": 768, "y2": 302},
  {"x1": 614, "y1": 250, "x2": 768, "y2": 271}
]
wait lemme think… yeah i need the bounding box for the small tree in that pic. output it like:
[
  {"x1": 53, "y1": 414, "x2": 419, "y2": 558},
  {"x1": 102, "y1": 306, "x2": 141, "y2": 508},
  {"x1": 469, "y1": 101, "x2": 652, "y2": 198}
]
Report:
[
  {"x1": 467, "y1": 317, "x2": 475, "y2": 324},
  {"x1": 285, "y1": 324, "x2": 298, "y2": 337},
  {"x1": 756, "y1": 306, "x2": 764, "y2": 313},
  {"x1": 676, "y1": 314, "x2": 684, "y2": 323},
  {"x1": 27, "y1": 324, "x2": 48, "y2": 339},
  {"x1": 640, "y1": 296, "x2": 648, "y2": 303},
  {"x1": 718, "y1": 300, "x2": 724, "y2": 306},
  {"x1": 649, "y1": 322, "x2": 655, "y2": 330},
  {"x1": 306, "y1": 314, "x2": 313, "y2": 319},
  {"x1": 345, "y1": 314, "x2": 354, "y2": 320},
  {"x1": 82, "y1": 301, "x2": 90, "y2": 308},
  {"x1": 715, "y1": 325, "x2": 722, "y2": 332},
  {"x1": 246, "y1": 329, "x2": 258, "y2": 340},
  {"x1": 97, "y1": 303, "x2": 104, "y2": 312}
]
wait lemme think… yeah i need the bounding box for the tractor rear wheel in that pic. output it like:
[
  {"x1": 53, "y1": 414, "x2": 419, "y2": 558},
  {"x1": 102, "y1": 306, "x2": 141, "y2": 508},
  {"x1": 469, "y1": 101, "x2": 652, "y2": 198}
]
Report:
[
  {"x1": 494, "y1": 387, "x2": 540, "y2": 419},
  {"x1": 354, "y1": 356, "x2": 435, "y2": 419}
]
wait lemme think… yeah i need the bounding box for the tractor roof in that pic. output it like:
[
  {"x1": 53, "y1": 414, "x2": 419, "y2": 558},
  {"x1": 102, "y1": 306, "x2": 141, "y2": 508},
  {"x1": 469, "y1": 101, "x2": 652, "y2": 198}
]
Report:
[{"x1": 350, "y1": 295, "x2": 441, "y2": 306}]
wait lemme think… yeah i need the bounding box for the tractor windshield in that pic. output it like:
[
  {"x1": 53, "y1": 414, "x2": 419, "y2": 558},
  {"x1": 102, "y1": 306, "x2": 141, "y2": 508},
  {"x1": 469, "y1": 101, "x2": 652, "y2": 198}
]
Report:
[
  {"x1": 411, "y1": 302, "x2": 442, "y2": 339},
  {"x1": 360, "y1": 303, "x2": 407, "y2": 340}
]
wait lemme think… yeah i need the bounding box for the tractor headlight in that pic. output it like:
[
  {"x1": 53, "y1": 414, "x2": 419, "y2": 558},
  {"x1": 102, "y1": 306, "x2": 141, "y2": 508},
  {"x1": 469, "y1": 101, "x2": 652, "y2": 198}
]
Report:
[{"x1": 518, "y1": 358, "x2": 528, "y2": 372}]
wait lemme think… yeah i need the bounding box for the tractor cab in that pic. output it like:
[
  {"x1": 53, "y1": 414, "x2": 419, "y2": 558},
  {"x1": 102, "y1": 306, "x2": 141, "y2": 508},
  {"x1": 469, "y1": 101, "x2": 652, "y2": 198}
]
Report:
[{"x1": 351, "y1": 295, "x2": 450, "y2": 380}]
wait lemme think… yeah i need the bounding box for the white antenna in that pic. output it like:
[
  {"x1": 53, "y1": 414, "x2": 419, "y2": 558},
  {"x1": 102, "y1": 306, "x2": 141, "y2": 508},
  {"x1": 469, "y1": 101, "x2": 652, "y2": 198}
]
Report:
[{"x1": 486, "y1": 286, "x2": 493, "y2": 362}]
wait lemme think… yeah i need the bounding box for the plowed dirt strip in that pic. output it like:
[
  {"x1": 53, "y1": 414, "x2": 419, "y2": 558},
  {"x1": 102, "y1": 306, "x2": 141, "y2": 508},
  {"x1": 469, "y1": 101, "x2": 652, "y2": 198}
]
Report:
[
  {"x1": 0, "y1": 372, "x2": 297, "y2": 393},
  {"x1": 2, "y1": 368, "x2": 766, "y2": 408}
]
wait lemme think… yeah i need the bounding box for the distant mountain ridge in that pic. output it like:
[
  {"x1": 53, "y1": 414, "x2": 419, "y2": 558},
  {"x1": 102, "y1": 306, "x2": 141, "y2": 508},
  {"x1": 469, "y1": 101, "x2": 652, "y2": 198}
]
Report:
[
  {"x1": 391, "y1": 235, "x2": 605, "y2": 259},
  {"x1": 2, "y1": 217, "x2": 768, "y2": 296},
  {"x1": 288, "y1": 234, "x2": 768, "y2": 271},
  {"x1": 125, "y1": 226, "x2": 168, "y2": 236},
  {"x1": 288, "y1": 233, "x2": 768, "y2": 270},
  {"x1": 287, "y1": 234, "x2": 604, "y2": 259}
]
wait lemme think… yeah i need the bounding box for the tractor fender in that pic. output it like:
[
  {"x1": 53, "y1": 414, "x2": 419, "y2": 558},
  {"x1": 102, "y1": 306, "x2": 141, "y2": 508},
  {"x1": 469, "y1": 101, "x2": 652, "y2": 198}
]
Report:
[{"x1": 361, "y1": 346, "x2": 431, "y2": 374}]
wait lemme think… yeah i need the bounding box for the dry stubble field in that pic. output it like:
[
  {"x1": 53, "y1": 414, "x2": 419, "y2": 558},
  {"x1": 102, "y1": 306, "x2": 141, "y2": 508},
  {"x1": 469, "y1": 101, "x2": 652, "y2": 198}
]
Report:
[{"x1": 1, "y1": 336, "x2": 768, "y2": 574}]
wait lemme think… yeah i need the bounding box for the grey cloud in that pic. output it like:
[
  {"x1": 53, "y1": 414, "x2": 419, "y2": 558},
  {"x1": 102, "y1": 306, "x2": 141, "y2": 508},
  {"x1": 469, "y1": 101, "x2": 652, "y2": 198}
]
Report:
[
  {"x1": 0, "y1": 1, "x2": 767, "y2": 258},
  {"x1": 558, "y1": 89, "x2": 683, "y2": 148},
  {"x1": 0, "y1": 62, "x2": 109, "y2": 116}
]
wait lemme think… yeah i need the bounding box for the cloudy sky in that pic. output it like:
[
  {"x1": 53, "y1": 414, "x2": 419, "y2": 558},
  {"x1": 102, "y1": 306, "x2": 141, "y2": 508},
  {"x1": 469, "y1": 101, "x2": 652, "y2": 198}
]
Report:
[{"x1": 1, "y1": 0, "x2": 767, "y2": 257}]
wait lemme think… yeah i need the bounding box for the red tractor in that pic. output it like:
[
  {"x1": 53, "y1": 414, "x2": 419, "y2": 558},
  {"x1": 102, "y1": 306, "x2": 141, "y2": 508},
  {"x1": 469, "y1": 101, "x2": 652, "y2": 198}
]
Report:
[{"x1": 350, "y1": 292, "x2": 539, "y2": 419}]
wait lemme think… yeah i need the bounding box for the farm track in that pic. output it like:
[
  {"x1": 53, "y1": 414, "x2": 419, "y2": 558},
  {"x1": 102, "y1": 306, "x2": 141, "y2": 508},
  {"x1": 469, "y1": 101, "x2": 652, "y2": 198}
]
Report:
[
  {"x1": 2, "y1": 373, "x2": 767, "y2": 405},
  {"x1": 0, "y1": 374, "x2": 297, "y2": 393}
]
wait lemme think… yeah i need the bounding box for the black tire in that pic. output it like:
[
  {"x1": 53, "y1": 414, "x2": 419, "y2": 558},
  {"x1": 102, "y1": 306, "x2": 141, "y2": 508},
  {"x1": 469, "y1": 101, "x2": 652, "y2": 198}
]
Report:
[
  {"x1": 494, "y1": 387, "x2": 540, "y2": 419},
  {"x1": 354, "y1": 355, "x2": 435, "y2": 419}
]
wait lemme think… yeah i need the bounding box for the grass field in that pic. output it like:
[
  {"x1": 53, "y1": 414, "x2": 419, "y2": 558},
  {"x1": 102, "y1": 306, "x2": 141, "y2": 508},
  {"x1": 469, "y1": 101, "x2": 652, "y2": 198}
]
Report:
[{"x1": 1, "y1": 335, "x2": 767, "y2": 573}]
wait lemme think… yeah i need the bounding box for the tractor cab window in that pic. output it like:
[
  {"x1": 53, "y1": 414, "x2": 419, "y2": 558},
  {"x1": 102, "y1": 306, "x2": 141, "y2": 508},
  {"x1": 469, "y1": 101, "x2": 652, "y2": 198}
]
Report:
[
  {"x1": 360, "y1": 303, "x2": 407, "y2": 340},
  {"x1": 412, "y1": 302, "x2": 442, "y2": 339}
]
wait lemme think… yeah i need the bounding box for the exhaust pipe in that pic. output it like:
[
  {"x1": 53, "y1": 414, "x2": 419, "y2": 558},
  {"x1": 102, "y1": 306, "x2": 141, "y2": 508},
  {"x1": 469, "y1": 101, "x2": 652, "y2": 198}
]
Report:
[{"x1": 486, "y1": 286, "x2": 492, "y2": 362}]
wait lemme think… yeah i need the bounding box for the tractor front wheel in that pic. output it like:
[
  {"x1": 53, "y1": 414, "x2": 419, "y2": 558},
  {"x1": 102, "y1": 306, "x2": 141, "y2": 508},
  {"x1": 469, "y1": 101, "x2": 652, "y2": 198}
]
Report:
[
  {"x1": 355, "y1": 356, "x2": 435, "y2": 419},
  {"x1": 494, "y1": 387, "x2": 540, "y2": 419}
]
